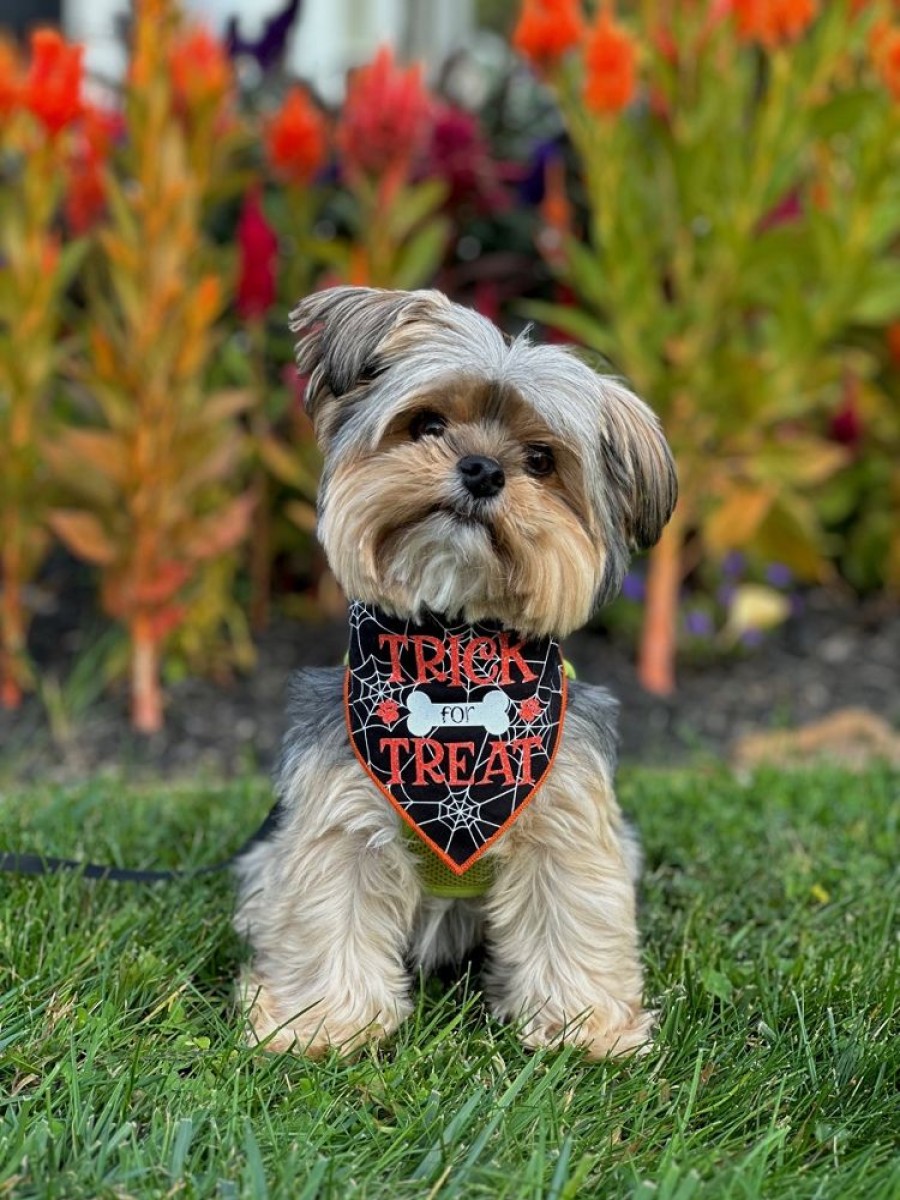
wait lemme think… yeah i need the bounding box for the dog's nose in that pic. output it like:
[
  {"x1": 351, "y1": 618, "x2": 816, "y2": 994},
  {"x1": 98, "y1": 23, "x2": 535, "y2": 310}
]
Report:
[{"x1": 457, "y1": 454, "x2": 505, "y2": 499}]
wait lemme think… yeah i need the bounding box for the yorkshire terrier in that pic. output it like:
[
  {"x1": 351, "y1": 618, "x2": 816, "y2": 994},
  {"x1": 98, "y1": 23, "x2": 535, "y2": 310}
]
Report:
[{"x1": 235, "y1": 286, "x2": 677, "y2": 1058}]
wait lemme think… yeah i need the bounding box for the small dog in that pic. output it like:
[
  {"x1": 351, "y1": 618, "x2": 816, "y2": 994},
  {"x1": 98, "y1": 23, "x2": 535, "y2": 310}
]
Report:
[{"x1": 235, "y1": 286, "x2": 677, "y2": 1058}]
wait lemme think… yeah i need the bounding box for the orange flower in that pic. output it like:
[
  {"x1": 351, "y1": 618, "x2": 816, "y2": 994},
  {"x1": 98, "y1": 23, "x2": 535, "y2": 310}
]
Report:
[
  {"x1": 583, "y1": 12, "x2": 638, "y2": 114},
  {"x1": 887, "y1": 321, "x2": 900, "y2": 368},
  {"x1": 874, "y1": 23, "x2": 900, "y2": 100},
  {"x1": 265, "y1": 86, "x2": 327, "y2": 185},
  {"x1": 513, "y1": 0, "x2": 584, "y2": 70},
  {"x1": 22, "y1": 29, "x2": 83, "y2": 135},
  {"x1": 336, "y1": 46, "x2": 432, "y2": 180},
  {"x1": 732, "y1": 0, "x2": 818, "y2": 48},
  {"x1": 168, "y1": 26, "x2": 231, "y2": 109},
  {"x1": 0, "y1": 37, "x2": 21, "y2": 118}
]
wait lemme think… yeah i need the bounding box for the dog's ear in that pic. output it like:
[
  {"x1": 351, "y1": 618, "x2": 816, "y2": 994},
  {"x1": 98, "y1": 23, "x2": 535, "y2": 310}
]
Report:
[
  {"x1": 598, "y1": 380, "x2": 677, "y2": 552},
  {"x1": 290, "y1": 287, "x2": 450, "y2": 437}
]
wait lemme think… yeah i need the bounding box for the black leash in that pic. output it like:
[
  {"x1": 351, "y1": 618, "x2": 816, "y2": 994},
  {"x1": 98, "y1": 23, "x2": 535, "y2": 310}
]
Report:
[{"x1": 0, "y1": 801, "x2": 282, "y2": 884}]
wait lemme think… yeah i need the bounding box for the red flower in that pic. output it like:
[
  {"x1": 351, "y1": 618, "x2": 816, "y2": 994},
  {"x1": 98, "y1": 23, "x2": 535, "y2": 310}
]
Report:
[
  {"x1": 518, "y1": 697, "x2": 544, "y2": 723},
  {"x1": 65, "y1": 105, "x2": 121, "y2": 232},
  {"x1": 336, "y1": 46, "x2": 432, "y2": 180},
  {"x1": 425, "y1": 104, "x2": 510, "y2": 213},
  {"x1": 265, "y1": 86, "x2": 327, "y2": 186},
  {"x1": 168, "y1": 26, "x2": 231, "y2": 110},
  {"x1": 22, "y1": 29, "x2": 83, "y2": 135},
  {"x1": 513, "y1": 0, "x2": 584, "y2": 70},
  {"x1": 236, "y1": 189, "x2": 279, "y2": 320},
  {"x1": 0, "y1": 38, "x2": 21, "y2": 118},
  {"x1": 376, "y1": 698, "x2": 401, "y2": 726},
  {"x1": 66, "y1": 163, "x2": 105, "y2": 233},
  {"x1": 732, "y1": 0, "x2": 818, "y2": 47},
  {"x1": 583, "y1": 13, "x2": 638, "y2": 115}
]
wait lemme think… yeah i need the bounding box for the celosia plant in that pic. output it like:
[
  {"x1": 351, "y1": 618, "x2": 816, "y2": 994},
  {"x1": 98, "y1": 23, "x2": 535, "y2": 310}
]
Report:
[
  {"x1": 331, "y1": 45, "x2": 450, "y2": 288},
  {"x1": 0, "y1": 30, "x2": 90, "y2": 707},
  {"x1": 517, "y1": 0, "x2": 900, "y2": 692},
  {"x1": 48, "y1": 0, "x2": 253, "y2": 731}
]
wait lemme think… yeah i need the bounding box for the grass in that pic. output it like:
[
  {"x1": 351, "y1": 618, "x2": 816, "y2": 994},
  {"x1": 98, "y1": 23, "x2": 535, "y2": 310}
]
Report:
[{"x1": 1, "y1": 767, "x2": 898, "y2": 1199}]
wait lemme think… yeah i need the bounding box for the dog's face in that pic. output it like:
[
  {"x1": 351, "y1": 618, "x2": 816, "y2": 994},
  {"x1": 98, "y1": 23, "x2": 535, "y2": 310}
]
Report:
[{"x1": 291, "y1": 287, "x2": 676, "y2": 638}]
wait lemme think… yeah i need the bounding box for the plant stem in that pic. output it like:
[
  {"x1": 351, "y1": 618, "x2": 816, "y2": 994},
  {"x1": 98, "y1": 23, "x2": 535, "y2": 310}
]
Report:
[
  {"x1": 638, "y1": 512, "x2": 684, "y2": 696},
  {"x1": 131, "y1": 618, "x2": 162, "y2": 733},
  {"x1": 0, "y1": 535, "x2": 24, "y2": 709}
]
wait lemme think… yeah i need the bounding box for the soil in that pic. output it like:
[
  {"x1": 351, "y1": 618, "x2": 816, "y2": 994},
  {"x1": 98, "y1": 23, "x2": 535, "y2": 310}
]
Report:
[{"x1": 1, "y1": 571, "x2": 898, "y2": 784}]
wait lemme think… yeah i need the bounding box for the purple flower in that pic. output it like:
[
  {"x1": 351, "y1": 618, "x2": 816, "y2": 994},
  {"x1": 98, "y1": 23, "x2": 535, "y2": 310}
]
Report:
[
  {"x1": 740, "y1": 629, "x2": 765, "y2": 648},
  {"x1": 684, "y1": 610, "x2": 714, "y2": 637},
  {"x1": 765, "y1": 562, "x2": 793, "y2": 589},
  {"x1": 722, "y1": 551, "x2": 746, "y2": 580},
  {"x1": 717, "y1": 584, "x2": 736, "y2": 608},
  {"x1": 621, "y1": 572, "x2": 646, "y2": 602}
]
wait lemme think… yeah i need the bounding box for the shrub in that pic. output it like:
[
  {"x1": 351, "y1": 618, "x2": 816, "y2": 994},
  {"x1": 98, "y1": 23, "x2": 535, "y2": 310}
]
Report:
[
  {"x1": 47, "y1": 0, "x2": 253, "y2": 732},
  {"x1": 0, "y1": 31, "x2": 90, "y2": 708},
  {"x1": 515, "y1": 0, "x2": 900, "y2": 691}
]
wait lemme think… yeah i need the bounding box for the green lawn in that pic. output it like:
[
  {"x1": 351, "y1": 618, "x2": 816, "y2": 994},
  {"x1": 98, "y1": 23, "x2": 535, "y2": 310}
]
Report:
[{"x1": 1, "y1": 768, "x2": 898, "y2": 1199}]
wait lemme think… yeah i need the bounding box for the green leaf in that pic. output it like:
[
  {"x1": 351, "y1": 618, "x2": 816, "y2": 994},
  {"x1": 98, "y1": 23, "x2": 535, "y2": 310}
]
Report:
[
  {"x1": 387, "y1": 180, "x2": 449, "y2": 242},
  {"x1": 390, "y1": 218, "x2": 449, "y2": 291},
  {"x1": 559, "y1": 237, "x2": 609, "y2": 311},
  {"x1": 851, "y1": 263, "x2": 900, "y2": 324},
  {"x1": 517, "y1": 301, "x2": 616, "y2": 359}
]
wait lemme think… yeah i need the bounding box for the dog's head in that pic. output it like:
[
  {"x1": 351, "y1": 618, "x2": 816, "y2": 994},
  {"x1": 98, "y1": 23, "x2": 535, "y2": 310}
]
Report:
[{"x1": 291, "y1": 286, "x2": 676, "y2": 637}]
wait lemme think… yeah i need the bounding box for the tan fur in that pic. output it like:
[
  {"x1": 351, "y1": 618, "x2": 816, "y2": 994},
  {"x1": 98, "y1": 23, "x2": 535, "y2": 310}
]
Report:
[
  {"x1": 235, "y1": 714, "x2": 652, "y2": 1060},
  {"x1": 236, "y1": 286, "x2": 676, "y2": 1061},
  {"x1": 319, "y1": 388, "x2": 601, "y2": 638}
]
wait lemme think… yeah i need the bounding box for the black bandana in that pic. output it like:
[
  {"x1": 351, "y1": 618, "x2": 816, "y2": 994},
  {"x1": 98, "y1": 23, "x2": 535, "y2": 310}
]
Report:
[{"x1": 345, "y1": 601, "x2": 567, "y2": 874}]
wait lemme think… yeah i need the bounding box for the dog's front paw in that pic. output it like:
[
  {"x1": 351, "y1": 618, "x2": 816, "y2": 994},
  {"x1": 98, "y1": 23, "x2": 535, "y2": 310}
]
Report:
[
  {"x1": 521, "y1": 1005, "x2": 655, "y2": 1059},
  {"x1": 239, "y1": 972, "x2": 411, "y2": 1058}
]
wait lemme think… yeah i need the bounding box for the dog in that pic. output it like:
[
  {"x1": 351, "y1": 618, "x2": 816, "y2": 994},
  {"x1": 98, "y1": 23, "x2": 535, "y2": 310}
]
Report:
[{"x1": 234, "y1": 286, "x2": 677, "y2": 1058}]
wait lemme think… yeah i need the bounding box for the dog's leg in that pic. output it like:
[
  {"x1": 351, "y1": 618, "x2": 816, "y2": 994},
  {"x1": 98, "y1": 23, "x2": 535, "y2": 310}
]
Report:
[
  {"x1": 484, "y1": 766, "x2": 653, "y2": 1059},
  {"x1": 235, "y1": 765, "x2": 420, "y2": 1057}
]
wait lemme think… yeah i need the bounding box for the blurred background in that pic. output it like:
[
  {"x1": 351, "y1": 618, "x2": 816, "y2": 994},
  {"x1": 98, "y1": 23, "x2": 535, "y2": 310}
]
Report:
[{"x1": 0, "y1": 0, "x2": 898, "y2": 778}]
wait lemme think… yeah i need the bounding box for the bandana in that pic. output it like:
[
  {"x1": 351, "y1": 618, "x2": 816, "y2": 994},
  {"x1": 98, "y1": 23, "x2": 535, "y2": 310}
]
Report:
[{"x1": 345, "y1": 601, "x2": 567, "y2": 874}]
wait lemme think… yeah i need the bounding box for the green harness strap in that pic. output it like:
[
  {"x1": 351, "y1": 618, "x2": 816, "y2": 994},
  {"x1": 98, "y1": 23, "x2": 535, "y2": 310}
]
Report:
[{"x1": 403, "y1": 657, "x2": 577, "y2": 899}]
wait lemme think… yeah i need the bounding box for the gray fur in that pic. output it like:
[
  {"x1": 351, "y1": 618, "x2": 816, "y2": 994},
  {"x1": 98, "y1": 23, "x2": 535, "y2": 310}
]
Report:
[{"x1": 290, "y1": 286, "x2": 677, "y2": 610}]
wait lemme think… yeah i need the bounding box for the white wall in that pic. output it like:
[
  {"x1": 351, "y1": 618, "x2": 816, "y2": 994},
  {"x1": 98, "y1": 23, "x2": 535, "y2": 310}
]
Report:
[{"x1": 62, "y1": 0, "x2": 474, "y2": 101}]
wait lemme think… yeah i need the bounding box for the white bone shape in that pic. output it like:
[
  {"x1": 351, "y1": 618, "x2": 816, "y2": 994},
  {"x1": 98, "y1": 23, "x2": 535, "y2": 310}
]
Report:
[{"x1": 406, "y1": 689, "x2": 511, "y2": 737}]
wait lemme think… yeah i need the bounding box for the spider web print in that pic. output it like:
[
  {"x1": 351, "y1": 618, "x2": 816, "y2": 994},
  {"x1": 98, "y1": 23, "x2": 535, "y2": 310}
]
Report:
[{"x1": 345, "y1": 601, "x2": 567, "y2": 873}]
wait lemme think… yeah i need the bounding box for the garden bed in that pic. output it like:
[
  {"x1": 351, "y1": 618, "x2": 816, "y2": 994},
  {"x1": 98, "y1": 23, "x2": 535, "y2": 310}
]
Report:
[{"x1": 1, "y1": 580, "x2": 897, "y2": 783}]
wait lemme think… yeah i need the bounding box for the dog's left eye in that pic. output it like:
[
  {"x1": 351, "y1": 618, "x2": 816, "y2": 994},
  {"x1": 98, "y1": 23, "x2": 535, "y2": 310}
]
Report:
[
  {"x1": 410, "y1": 411, "x2": 447, "y2": 440},
  {"x1": 524, "y1": 444, "x2": 555, "y2": 477}
]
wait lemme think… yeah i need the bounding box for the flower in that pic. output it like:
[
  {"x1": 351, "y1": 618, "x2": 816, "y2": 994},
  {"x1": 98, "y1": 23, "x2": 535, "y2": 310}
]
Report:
[
  {"x1": 236, "y1": 189, "x2": 278, "y2": 320},
  {"x1": 336, "y1": 46, "x2": 431, "y2": 180},
  {"x1": 376, "y1": 698, "x2": 401, "y2": 726},
  {"x1": 513, "y1": 0, "x2": 584, "y2": 70},
  {"x1": 518, "y1": 697, "x2": 544, "y2": 723},
  {"x1": 22, "y1": 29, "x2": 83, "y2": 135},
  {"x1": 425, "y1": 104, "x2": 510, "y2": 213},
  {"x1": 874, "y1": 24, "x2": 900, "y2": 101},
  {"x1": 684, "y1": 609, "x2": 714, "y2": 637},
  {"x1": 583, "y1": 13, "x2": 638, "y2": 114},
  {"x1": 65, "y1": 105, "x2": 121, "y2": 232},
  {"x1": 65, "y1": 163, "x2": 106, "y2": 233},
  {"x1": 764, "y1": 563, "x2": 793, "y2": 588},
  {"x1": 265, "y1": 86, "x2": 327, "y2": 186},
  {"x1": 0, "y1": 37, "x2": 21, "y2": 118},
  {"x1": 732, "y1": 0, "x2": 818, "y2": 48},
  {"x1": 168, "y1": 26, "x2": 231, "y2": 110},
  {"x1": 887, "y1": 321, "x2": 900, "y2": 368}
]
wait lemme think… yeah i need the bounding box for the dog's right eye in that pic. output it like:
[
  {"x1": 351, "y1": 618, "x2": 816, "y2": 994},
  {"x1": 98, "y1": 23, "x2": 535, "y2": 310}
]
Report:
[{"x1": 410, "y1": 411, "x2": 447, "y2": 440}]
